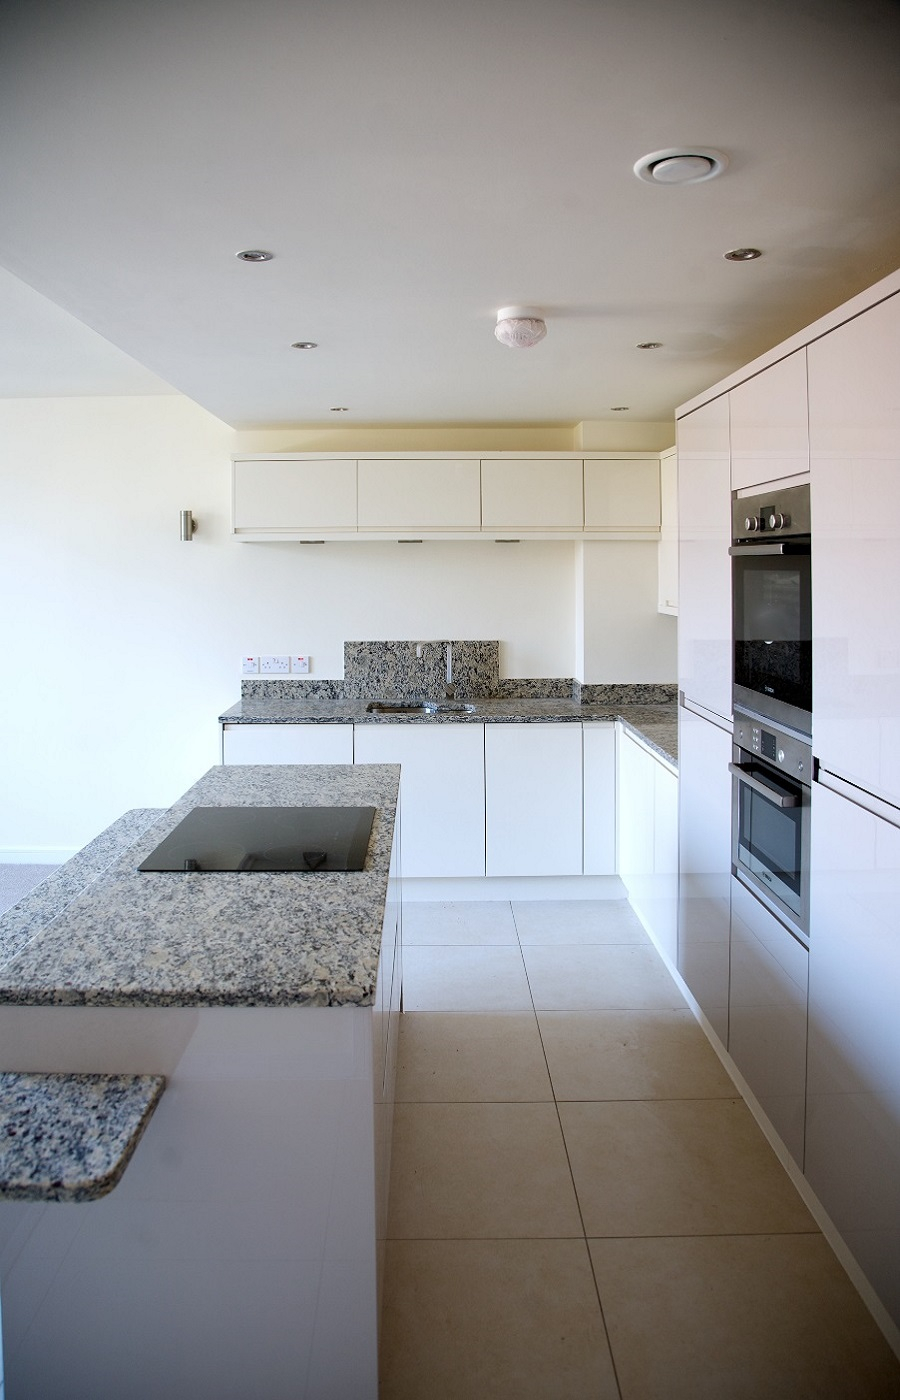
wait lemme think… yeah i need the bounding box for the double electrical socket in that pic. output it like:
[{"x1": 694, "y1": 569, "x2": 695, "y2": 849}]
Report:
[{"x1": 241, "y1": 655, "x2": 311, "y2": 674}]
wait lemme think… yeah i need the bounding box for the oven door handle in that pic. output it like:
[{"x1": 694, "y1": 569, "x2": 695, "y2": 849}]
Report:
[
  {"x1": 728, "y1": 762, "x2": 801, "y2": 808},
  {"x1": 729, "y1": 542, "x2": 810, "y2": 556}
]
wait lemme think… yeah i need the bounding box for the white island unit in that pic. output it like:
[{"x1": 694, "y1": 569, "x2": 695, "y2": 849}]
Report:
[{"x1": 0, "y1": 763, "x2": 401, "y2": 1400}]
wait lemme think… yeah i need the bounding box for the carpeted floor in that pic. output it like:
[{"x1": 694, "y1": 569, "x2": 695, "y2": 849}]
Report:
[{"x1": 0, "y1": 864, "x2": 60, "y2": 916}]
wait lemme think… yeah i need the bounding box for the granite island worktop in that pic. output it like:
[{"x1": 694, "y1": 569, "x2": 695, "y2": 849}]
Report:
[
  {"x1": 0, "y1": 763, "x2": 402, "y2": 1400},
  {"x1": 0, "y1": 762, "x2": 400, "y2": 1008}
]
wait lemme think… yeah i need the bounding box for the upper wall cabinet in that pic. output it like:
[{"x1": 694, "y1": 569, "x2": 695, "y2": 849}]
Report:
[
  {"x1": 357, "y1": 458, "x2": 481, "y2": 532},
  {"x1": 584, "y1": 457, "x2": 660, "y2": 533},
  {"x1": 232, "y1": 457, "x2": 357, "y2": 537},
  {"x1": 231, "y1": 452, "x2": 664, "y2": 541},
  {"x1": 677, "y1": 395, "x2": 732, "y2": 723},
  {"x1": 480, "y1": 458, "x2": 583, "y2": 532},
  {"x1": 657, "y1": 447, "x2": 678, "y2": 615},
  {"x1": 729, "y1": 349, "x2": 809, "y2": 491}
]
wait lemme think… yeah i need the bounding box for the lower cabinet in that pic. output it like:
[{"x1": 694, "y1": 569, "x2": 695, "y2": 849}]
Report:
[
  {"x1": 676, "y1": 705, "x2": 733, "y2": 1042},
  {"x1": 617, "y1": 726, "x2": 678, "y2": 963},
  {"x1": 728, "y1": 878, "x2": 808, "y2": 1168},
  {"x1": 353, "y1": 723, "x2": 485, "y2": 877},
  {"x1": 222, "y1": 722, "x2": 354, "y2": 764},
  {"x1": 484, "y1": 724, "x2": 583, "y2": 876},
  {"x1": 582, "y1": 723, "x2": 617, "y2": 874}
]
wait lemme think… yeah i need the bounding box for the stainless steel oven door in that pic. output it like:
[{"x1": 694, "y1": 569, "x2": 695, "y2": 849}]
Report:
[{"x1": 730, "y1": 718, "x2": 811, "y2": 943}]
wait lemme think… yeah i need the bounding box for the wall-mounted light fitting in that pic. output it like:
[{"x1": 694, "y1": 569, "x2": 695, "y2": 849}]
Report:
[{"x1": 179, "y1": 510, "x2": 196, "y2": 542}]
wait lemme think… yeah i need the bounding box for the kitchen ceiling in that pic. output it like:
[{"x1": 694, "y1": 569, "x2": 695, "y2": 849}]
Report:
[{"x1": 1, "y1": 0, "x2": 899, "y2": 428}]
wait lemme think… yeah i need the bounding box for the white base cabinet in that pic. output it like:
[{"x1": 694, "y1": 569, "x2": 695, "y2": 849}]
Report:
[
  {"x1": 353, "y1": 724, "x2": 485, "y2": 878},
  {"x1": 582, "y1": 723, "x2": 617, "y2": 875},
  {"x1": 484, "y1": 724, "x2": 583, "y2": 876},
  {"x1": 222, "y1": 723, "x2": 354, "y2": 765},
  {"x1": 616, "y1": 726, "x2": 678, "y2": 964}
]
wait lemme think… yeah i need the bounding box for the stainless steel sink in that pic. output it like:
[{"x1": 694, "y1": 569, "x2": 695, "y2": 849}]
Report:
[{"x1": 365, "y1": 700, "x2": 476, "y2": 715}]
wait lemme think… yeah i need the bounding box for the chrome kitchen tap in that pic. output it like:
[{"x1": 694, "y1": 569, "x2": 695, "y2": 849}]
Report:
[{"x1": 416, "y1": 640, "x2": 455, "y2": 699}]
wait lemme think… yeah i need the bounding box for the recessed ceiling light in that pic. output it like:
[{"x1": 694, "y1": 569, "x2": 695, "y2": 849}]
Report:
[
  {"x1": 724, "y1": 247, "x2": 762, "y2": 261},
  {"x1": 636, "y1": 341, "x2": 663, "y2": 350},
  {"x1": 611, "y1": 406, "x2": 630, "y2": 412},
  {"x1": 634, "y1": 148, "x2": 727, "y2": 185},
  {"x1": 291, "y1": 341, "x2": 318, "y2": 350},
  {"x1": 235, "y1": 249, "x2": 274, "y2": 262},
  {"x1": 330, "y1": 406, "x2": 349, "y2": 413}
]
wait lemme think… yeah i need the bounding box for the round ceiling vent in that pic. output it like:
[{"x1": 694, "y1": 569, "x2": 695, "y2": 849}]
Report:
[{"x1": 633, "y1": 148, "x2": 728, "y2": 185}]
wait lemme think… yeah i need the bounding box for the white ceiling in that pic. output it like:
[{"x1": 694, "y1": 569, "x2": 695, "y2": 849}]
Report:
[{"x1": 2, "y1": 0, "x2": 899, "y2": 428}]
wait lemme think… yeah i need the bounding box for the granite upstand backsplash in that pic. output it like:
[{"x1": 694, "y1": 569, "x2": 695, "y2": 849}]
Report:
[{"x1": 240, "y1": 640, "x2": 676, "y2": 707}]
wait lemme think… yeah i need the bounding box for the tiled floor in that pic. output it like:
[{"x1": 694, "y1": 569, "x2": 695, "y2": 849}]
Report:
[{"x1": 379, "y1": 898, "x2": 900, "y2": 1400}]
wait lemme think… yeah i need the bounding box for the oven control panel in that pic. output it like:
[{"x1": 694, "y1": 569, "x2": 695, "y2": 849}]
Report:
[{"x1": 733, "y1": 713, "x2": 811, "y2": 780}]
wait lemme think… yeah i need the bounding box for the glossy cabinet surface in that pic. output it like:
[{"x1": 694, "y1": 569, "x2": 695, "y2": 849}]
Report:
[
  {"x1": 657, "y1": 447, "x2": 678, "y2": 614},
  {"x1": 729, "y1": 349, "x2": 809, "y2": 490},
  {"x1": 480, "y1": 458, "x2": 583, "y2": 531},
  {"x1": 806, "y1": 779, "x2": 900, "y2": 1330},
  {"x1": 357, "y1": 458, "x2": 481, "y2": 531},
  {"x1": 584, "y1": 457, "x2": 660, "y2": 532},
  {"x1": 809, "y1": 290, "x2": 900, "y2": 803},
  {"x1": 729, "y1": 878, "x2": 808, "y2": 1168},
  {"x1": 222, "y1": 722, "x2": 354, "y2": 765},
  {"x1": 676, "y1": 395, "x2": 732, "y2": 722},
  {"x1": 353, "y1": 724, "x2": 485, "y2": 878},
  {"x1": 677, "y1": 704, "x2": 732, "y2": 1043},
  {"x1": 582, "y1": 723, "x2": 617, "y2": 875},
  {"x1": 484, "y1": 723, "x2": 583, "y2": 875},
  {"x1": 232, "y1": 457, "x2": 357, "y2": 534},
  {"x1": 616, "y1": 728, "x2": 678, "y2": 964}
]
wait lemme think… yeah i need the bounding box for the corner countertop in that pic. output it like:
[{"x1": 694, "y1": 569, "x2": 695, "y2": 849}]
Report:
[
  {"x1": 0, "y1": 763, "x2": 400, "y2": 1010},
  {"x1": 219, "y1": 696, "x2": 679, "y2": 766}
]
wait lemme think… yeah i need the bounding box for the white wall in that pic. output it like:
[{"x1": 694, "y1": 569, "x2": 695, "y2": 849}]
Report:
[
  {"x1": 575, "y1": 542, "x2": 677, "y2": 684},
  {"x1": 0, "y1": 395, "x2": 674, "y2": 855}
]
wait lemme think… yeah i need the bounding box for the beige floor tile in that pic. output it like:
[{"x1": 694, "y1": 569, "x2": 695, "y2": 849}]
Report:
[
  {"x1": 560, "y1": 1099, "x2": 816, "y2": 1237},
  {"x1": 523, "y1": 942, "x2": 684, "y2": 1010},
  {"x1": 380, "y1": 1238, "x2": 620, "y2": 1400},
  {"x1": 589, "y1": 1234, "x2": 900, "y2": 1400},
  {"x1": 513, "y1": 898, "x2": 649, "y2": 945},
  {"x1": 396, "y1": 1012, "x2": 553, "y2": 1102},
  {"x1": 402, "y1": 899, "x2": 518, "y2": 945},
  {"x1": 538, "y1": 1009, "x2": 735, "y2": 1100},
  {"x1": 387, "y1": 1102, "x2": 583, "y2": 1239},
  {"x1": 401, "y1": 944, "x2": 533, "y2": 1011}
]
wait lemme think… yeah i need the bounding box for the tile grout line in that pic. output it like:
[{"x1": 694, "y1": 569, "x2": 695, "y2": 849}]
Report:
[{"x1": 510, "y1": 900, "x2": 626, "y2": 1400}]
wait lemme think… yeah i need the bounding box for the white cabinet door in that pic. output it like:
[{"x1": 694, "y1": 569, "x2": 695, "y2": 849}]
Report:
[
  {"x1": 809, "y1": 290, "x2": 900, "y2": 804},
  {"x1": 484, "y1": 724, "x2": 582, "y2": 875},
  {"x1": 357, "y1": 458, "x2": 481, "y2": 532},
  {"x1": 730, "y1": 349, "x2": 808, "y2": 490},
  {"x1": 584, "y1": 458, "x2": 660, "y2": 532},
  {"x1": 480, "y1": 459, "x2": 583, "y2": 532},
  {"x1": 677, "y1": 704, "x2": 732, "y2": 1044},
  {"x1": 806, "y1": 779, "x2": 900, "y2": 1329},
  {"x1": 617, "y1": 727, "x2": 678, "y2": 963},
  {"x1": 222, "y1": 723, "x2": 354, "y2": 764},
  {"x1": 657, "y1": 447, "x2": 678, "y2": 614},
  {"x1": 353, "y1": 724, "x2": 485, "y2": 877},
  {"x1": 729, "y1": 879, "x2": 808, "y2": 1168},
  {"x1": 582, "y1": 723, "x2": 616, "y2": 874},
  {"x1": 677, "y1": 394, "x2": 732, "y2": 722},
  {"x1": 232, "y1": 458, "x2": 357, "y2": 534}
]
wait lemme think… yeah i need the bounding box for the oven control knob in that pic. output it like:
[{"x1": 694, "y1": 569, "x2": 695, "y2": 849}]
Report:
[
  {"x1": 744, "y1": 515, "x2": 760, "y2": 533},
  {"x1": 767, "y1": 511, "x2": 790, "y2": 530},
  {"x1": 777, "y1": 748, "x2": 786, "y2": 764}
]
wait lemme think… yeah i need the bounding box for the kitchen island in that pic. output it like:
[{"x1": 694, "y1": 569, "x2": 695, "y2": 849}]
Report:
[{"x1": 0, "y1": 762, "x2": 401, "y2": 1400}]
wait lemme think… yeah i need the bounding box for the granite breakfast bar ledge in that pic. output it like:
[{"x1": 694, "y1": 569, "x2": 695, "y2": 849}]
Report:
[{"x1": 0, "y1": 762, "x2": 402, "y2": 1400}]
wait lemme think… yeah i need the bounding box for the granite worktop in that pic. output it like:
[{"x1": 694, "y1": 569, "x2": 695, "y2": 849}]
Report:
[
  {"x1": 219, "y1": 695, "x2": 679, "y2": 766},
  {"x1": 0, "y1": 763, "x2": 399, "y2": 1010}
]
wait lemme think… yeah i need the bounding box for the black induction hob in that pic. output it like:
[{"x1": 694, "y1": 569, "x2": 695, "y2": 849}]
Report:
[{"x1": 137, "y1": 806, "x2": 376, "y2": 873}]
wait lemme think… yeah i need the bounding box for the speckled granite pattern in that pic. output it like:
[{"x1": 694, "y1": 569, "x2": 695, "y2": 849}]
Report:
[
  {"x1": 241, "y1": 678, "x2": 346, "y2": 701},
  {"x1": 220, "y1": 696, "x2": 678, "y2": 764},
  {"x1": 342, "y1": 640, "x2": 500, "y2": 700},
  {"x1": 495, "y1": 677, "x2": 576, "y2": 699},
  {"x1": 579, "y1": 683, "x2": 678, "y2": 705},
  {"x1": 0, "y1": 809, "x2": 164, "y2": 967},
  {"x1": 0, "y1": 765, "x2": 399, "y2": 1010},
  {"x1": 0, "y1": 1071, "x2": 165, "y2": 1202}
]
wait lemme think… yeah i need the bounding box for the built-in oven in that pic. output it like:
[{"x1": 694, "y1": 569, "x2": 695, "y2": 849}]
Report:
[
  {"x1": 731, "y1": 482, "x2": 811, "y2": 736},
  {"x1": 730, "y1": 708, "x2": 811, "y2": 943}
]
